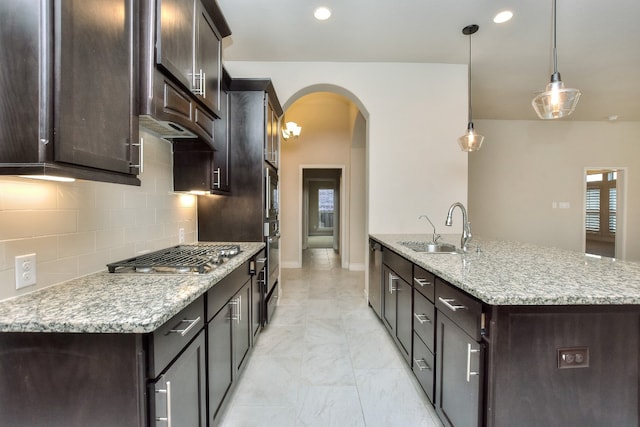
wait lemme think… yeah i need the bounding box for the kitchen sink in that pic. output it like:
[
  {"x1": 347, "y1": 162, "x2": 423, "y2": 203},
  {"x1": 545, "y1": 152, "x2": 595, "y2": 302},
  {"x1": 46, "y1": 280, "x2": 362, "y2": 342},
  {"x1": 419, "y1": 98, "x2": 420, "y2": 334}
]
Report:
[{"x1": 399, "y1": 241, "x2": 461, "y2": 254}]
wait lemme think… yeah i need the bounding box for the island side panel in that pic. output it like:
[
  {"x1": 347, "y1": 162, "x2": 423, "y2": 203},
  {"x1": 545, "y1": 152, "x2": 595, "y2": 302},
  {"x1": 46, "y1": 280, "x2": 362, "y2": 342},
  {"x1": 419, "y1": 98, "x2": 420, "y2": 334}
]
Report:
[
  {"x1": 0, "y1": 333, "x2": 146, "y2": 427},
  {"x1": 489, "y1": 306, "x2": 640, "y2": 427}
]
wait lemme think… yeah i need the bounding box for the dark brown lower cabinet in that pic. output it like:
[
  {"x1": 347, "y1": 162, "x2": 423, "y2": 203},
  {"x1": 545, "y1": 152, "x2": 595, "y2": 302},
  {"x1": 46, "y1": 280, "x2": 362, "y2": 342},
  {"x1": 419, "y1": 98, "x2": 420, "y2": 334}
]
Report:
[
  {"x1": 207, "y1": 262, "x2": 253, "y2": 425},
  {"x1": 436, "y1": 313, "x2": 483, "y2": 427},
  {"x1": 0, "y1": 261, "x2": 258, "y2": 427},
  {"x1": 152, "y1": 331, "x2": 207, "y2": 426},
  {"x1": 382, "y1": 265, "x2": 412, "y2": 364}
]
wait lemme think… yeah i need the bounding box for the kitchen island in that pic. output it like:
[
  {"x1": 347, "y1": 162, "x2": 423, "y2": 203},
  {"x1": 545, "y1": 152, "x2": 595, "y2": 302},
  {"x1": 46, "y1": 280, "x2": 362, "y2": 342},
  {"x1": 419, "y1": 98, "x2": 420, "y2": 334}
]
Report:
[
  {"x1": 371, "y1": 234, "x2": 640, "y2": 427},
  {"x1": 0, "y1": 242, "x2": 265, "y2": 427}
]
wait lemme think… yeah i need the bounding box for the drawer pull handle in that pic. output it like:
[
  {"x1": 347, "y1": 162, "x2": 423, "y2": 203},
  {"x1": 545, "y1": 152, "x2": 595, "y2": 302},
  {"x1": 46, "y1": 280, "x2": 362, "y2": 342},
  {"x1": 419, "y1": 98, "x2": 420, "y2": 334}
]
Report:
[
  {"x1": 414, "y1": 278, "x2": 431, "y2": 287},
  {"x1": 169, "y1": 317, "x2": 201, "y2": 336},
  {"x1": 413, "y1": 313, "x2": 431, "y2": 324},
  {"x1": 155, "y1": 380, "x2": 172, "y2": 426},
  {"x1": 466, "y1": 343, "x2": 480, "y2": 382},
  {"x1": 414, "y1": 358, "x2": 431, "y2": 371},
  {"x1": 438, "y1": 297, "x2": 467, "y2": 312}
]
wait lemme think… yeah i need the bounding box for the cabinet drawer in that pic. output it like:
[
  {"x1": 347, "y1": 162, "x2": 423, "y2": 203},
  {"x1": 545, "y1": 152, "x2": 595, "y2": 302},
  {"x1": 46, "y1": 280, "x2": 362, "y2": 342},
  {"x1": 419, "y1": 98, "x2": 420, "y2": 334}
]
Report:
[
  {"x1": 413, "y1": 332, "x2": 435, "y2": 404},
  {"x1": 148, "y1": 295, "x2": 205, "y2": 378},
  {"x1": 413, "y1": 289, "x2": 435, "y2": 352},
  {"x1": 436, "y1": 278, "x2": 483, "y2": 341},
  {"x1": 207, "y1": 261, "x2": 251, "y2": 321},
  {"x1": 413, "y1": 265, "x2": 435, "y2": 302},
  {"x1": 383, "y1": 249, "x2": 412, "y2": 284}
]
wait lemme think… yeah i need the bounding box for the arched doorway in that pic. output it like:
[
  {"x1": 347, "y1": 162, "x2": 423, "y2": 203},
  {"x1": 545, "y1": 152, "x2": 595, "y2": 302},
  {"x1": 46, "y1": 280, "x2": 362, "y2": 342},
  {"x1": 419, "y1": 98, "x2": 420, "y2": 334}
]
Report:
[{"x1": 279, "y1": 88, "x2": 368, "y2": 271}]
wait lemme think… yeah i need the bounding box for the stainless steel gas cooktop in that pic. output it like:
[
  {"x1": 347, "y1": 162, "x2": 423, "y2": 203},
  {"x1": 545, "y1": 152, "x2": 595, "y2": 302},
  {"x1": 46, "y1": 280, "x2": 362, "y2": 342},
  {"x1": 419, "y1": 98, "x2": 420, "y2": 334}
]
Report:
[{"x1": 106, "y1": 243, "x2": 241, "y2": 274}]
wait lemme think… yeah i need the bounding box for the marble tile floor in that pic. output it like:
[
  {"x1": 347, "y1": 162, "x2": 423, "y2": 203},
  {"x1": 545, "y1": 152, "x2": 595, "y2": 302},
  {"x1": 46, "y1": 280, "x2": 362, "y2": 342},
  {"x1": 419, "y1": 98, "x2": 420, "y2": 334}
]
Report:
[{"x1": 218, "y1": 248, "x2": 444, "y2": 427}]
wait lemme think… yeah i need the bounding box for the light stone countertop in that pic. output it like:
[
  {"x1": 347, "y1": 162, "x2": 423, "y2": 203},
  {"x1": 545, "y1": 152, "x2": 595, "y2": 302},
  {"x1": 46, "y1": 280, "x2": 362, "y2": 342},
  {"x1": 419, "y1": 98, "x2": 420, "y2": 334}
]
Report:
[
  {"x1": 0, "y1": 242, "x2": 265, "y2": 333},
  {"x1": 371, "y1": 234, "x2": 640, "y2": 306}
]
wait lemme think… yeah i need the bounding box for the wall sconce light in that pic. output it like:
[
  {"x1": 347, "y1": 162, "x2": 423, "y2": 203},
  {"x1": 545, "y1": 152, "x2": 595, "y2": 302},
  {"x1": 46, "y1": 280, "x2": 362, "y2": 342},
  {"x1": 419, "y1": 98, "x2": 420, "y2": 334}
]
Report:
[{"x1": 282, "y1": 121, "x2": 302, "y2": 140}]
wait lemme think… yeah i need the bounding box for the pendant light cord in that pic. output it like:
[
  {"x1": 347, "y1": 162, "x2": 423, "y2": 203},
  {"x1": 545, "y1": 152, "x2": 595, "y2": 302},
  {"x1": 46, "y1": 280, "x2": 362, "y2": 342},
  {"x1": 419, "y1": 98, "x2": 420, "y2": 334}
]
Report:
[
  {"x1": 552, "y1": 0, "x2": 558, "y2": 75},
  {"x1": 467, "y1": 31, "x2": 472, "y2": 123}
]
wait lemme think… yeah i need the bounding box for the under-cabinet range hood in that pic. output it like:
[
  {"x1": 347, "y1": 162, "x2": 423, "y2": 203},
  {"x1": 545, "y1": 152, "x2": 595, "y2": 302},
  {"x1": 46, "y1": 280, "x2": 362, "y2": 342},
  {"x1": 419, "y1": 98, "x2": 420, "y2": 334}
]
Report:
[{"x1": 138, "y1": 115, "x2": 197, "y2": 139}]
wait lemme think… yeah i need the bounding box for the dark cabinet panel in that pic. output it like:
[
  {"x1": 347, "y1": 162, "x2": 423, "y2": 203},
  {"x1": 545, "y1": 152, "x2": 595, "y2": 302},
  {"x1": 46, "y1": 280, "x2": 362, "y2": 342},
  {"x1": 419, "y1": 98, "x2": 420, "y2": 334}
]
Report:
[
  {"x1": 152, "y1": 331, "x2": 206, "y2": 427},
  {"x1": 0, "y1": 333, "x2": 144, "y2": 427},
  {"x1": 211, "y1": 86, "x2": 230, "y2": 192},
  {"x1": 156, "y1": 0, "x2": 221, "y2": 116},
  {"x1": 207, "y1": 302, "x2": 233, "y2": 421},
  {"x1": 382, "y1": 265, "x2": 397, "y2": 334},
  {"x1": 413, "y1": 288, "x2": 435, "y2": 353},
  {"x1": 206, "y1": 259, "x2": 253, "y2": 424},
  {"x1": 0, "y1": 0, "x2": 140, "y2": 184},
  {"x1": 156, "y1": 0, "x2": 195, "y2": 90},
  {"x1": 368, "y1": 240, "x2": 383, "y2": 318},
  {"x1": 233, "y1": 281, "x2": 251, "y2": 375},
  {"x1": 413, "y1": 331, "x2": 435, "y2": 403},
  {"x1": 436, "y1": 313, "x2": 483, "y2": 427},
  {"x1": 195, "y1": 1, "x2": 222, "y2": 113},
  {"x1": 382, "y1": 263, "x2": 412, "y2": 365}
]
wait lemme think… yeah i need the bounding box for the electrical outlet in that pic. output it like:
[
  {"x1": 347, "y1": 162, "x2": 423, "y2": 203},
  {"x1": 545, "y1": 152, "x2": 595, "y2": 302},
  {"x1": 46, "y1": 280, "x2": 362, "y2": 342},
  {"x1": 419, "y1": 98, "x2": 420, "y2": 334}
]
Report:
[
  {"x1": 558, "y1": 347, "x2": 589, "y2": 369},
  {"x1": 15, "y1": 253, "x2": 37, "y2": 289},
  {"x1": 178, "y1": 228, "x2": 185, "y2": 244}
]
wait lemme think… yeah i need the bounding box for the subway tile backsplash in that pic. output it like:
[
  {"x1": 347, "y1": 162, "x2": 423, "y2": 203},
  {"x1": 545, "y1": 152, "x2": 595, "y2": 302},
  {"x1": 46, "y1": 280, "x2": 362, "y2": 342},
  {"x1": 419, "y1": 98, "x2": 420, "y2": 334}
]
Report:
[{"x1": 0, "y1": 131, "x2": 197, "y2": 301}]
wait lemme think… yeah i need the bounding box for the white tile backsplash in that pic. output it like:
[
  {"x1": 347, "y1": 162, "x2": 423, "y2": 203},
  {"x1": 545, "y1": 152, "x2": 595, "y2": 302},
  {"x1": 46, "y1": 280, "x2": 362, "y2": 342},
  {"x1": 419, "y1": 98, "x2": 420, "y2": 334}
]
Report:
[{"x1": 0, "y1": 131, "x2": 197, "y2": 301}]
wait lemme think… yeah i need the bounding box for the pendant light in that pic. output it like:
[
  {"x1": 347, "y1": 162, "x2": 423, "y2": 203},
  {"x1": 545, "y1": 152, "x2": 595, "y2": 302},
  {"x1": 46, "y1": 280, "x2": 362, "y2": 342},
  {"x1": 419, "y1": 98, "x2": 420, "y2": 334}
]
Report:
[
  {"x1": 532, "y1": 0, "x2": 581, "y2": 119},
  {"x1": 458, "y1": 24, "x2": 484, "y2": 152}
]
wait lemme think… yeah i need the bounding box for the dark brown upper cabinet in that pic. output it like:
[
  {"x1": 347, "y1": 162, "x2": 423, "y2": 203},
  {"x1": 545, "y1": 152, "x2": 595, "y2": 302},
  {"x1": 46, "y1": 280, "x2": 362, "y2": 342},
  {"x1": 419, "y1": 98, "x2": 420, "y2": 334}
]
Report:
[
  {"x1": 0, "y1": 0, "x2": 141, "y2": 185},
  {"x1": 139, "y1": 0, "x2": 230, "y2": 148}
]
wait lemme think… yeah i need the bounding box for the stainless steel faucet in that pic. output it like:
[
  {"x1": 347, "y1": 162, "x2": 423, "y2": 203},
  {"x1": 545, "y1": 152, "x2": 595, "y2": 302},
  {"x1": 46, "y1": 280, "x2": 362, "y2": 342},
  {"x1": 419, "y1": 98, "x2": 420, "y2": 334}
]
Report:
[
  {"x1": 445, "y1": 202, "x2": 472, "y2": 252},
  {"x1": 419, "y1": 215, "x2": 441, "y2": 243}
]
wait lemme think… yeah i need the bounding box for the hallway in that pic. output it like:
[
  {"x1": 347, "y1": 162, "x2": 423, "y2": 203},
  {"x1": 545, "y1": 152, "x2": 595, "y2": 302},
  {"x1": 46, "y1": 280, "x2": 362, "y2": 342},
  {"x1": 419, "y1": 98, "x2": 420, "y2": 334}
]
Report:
[{"x1": 218, "y1": 248, "x2": 443, "y2": 426}]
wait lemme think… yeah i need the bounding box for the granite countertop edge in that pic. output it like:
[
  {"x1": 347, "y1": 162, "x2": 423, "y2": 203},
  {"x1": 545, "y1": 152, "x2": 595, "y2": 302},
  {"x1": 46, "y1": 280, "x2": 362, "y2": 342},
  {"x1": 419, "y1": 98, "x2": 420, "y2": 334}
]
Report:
[
  {"x1": 370, "y1": 234, "x2": 640, "y2": 306},
  {"x1": 0, "y1": 242, "x2": 265, "y2": 334}
]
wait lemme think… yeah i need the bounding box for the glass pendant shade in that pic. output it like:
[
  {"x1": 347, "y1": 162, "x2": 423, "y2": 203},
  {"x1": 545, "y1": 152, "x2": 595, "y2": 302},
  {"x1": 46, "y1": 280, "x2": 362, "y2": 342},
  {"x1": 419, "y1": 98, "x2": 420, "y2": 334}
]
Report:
[
  {"x1": 532, "y1": 72, "x2": 581, "y2": 119},
  {"x1": 458, "y1": 122, "x2": 484, "y2": 152}
]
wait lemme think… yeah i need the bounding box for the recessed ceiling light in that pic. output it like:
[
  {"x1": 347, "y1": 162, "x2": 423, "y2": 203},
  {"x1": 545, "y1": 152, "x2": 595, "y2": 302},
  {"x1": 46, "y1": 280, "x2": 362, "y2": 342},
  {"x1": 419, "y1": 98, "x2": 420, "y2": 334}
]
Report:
[
  {"x1": 314, "y1": 6, "x2": 331, "y2": 21},
  {"x1": 493, "y1": 10, "x2": 513, "y2": 24}
]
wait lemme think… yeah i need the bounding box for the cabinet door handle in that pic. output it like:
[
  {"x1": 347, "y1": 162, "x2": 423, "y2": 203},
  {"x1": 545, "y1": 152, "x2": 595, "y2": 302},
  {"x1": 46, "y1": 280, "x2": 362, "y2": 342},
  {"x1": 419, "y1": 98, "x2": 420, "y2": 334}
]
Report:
[
  {"x1": 388, "y1": 273, "x2": 398, "y2": 293},
  {"x1": 169, "y1": 317, "x2": 201, "y2": 336},
  {"x1": 466, "y1": 343, "x2": 480, "y2": 382},
  {"x1": 155, "y1": 380, "x2": 172, "y2": 426},
  {"x1": 237, "y1": 295, "x2": 242, "y2": 324},
  {"x1": 413, "y1": 313, "x2": 431, "y2": 324},
  {"x1": 414, "y1": 358, "x2": 431, "y2": 371},
  {"x1": 192, "y1": 69, "x2": 205, "y2": 95},
  {"x1": 438, "y1": 297, "x2": 467, "y2": 312},
  {"x1": 213, "y1": 167, "x2": 221, "y2": 188},
  {"x1": 130, "y1": 137, "x2": 144, "y2": 173},
  {"x1": 414, "y1": 277, "x2": 431, "y2": 287}
]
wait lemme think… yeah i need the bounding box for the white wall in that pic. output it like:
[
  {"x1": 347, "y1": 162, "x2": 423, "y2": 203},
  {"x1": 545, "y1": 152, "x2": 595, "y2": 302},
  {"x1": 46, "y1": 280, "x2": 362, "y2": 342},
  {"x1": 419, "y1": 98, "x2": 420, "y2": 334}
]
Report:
[
  {"x1": 226, "y1": 61, "x2": 469, "y2": 250},
  {"x1": 470, "y1": 119, "x2": 640, "y2": 261},
  {"x1": 0, "y1": 131, "x2": 197, "y2": 301}
]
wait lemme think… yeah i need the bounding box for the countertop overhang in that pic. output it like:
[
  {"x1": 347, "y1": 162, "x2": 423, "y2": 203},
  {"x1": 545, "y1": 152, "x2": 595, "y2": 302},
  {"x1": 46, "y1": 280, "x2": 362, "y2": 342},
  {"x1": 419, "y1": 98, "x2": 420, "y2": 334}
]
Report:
[
  {"x1": 0, "y1": 242, "x2": 265, "y2": 333},
  {"x1": 371, "y1": 234, "x2": 640, "y2": 306}
]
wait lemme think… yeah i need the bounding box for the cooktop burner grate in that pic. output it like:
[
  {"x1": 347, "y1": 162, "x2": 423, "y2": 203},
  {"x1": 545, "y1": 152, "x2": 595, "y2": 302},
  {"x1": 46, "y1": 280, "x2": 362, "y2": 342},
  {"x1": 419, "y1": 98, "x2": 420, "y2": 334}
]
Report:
[{"x1": 106, "y1": 243, "x2": 241, "y2": 274}]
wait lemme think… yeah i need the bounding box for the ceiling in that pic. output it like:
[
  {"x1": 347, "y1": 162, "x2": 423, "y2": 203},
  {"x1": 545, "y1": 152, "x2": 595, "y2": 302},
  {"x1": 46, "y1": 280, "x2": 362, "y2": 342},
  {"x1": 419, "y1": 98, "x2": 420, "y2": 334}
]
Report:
[{"x1": 218, "y1": 0, "x2": 640, "y2": 122}]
